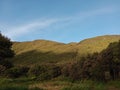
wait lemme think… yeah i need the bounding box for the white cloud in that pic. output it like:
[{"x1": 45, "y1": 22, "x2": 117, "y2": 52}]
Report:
[{"x1": 3, "y1": 19, "x2": 59, "y2": 39}]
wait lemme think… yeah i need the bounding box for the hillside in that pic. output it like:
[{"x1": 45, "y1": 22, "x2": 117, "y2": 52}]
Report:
[{"x1": 11, "y1": 35, "x2": 120, "y2": 66}]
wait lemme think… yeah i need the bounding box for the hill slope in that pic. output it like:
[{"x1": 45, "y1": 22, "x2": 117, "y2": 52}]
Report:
[{"x1": 11, "y1": 35, "x2": 120, "y2": 66}]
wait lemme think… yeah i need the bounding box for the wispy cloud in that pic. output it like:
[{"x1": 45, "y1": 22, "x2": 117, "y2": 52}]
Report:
[
  {"x1": 2, "y1": 6, "x2": 118, "y2": 40},
  {"x1": 3, "y1": 19, "x2": 59, "y2": 39}
]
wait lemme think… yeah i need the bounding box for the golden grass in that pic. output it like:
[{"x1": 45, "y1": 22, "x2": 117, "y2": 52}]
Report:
[{"x1": 11, "y1": 35, "x2": 120, "y2": 66}]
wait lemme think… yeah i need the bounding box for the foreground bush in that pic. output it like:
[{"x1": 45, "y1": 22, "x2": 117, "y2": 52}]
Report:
[
  {"x1": 48, "y1": 65, "x2": 61, "y2": 78},
  {"x1": 0, "y1": 60, "x2": 13, "y2": 69},
  {"x1": 0, "y1": 65, "x2": 6, "y2": 76},
  {"x1": 5, "y1": 66, "x2": 29, "y2": 78},
  {"x1": 28, "y1": 65, "x2": 46, "y2": 77},
  {"x1": 28, "y1": 64, "x2": 61, "y2": 80},
  {"x1": 37, "y1": 72, "x2": 51, "y2": 81},
  {"x1": 0, "y1": 85, "x2": 28, "y2": 90}
]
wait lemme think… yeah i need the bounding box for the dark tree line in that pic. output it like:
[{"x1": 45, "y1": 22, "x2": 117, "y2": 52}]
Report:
[
  {"x1": 62, "y1": 40, "x2": 120, "y2": 81},
  {"x1": 100, "y1": 41, "x2": 120, "y2": 80}
]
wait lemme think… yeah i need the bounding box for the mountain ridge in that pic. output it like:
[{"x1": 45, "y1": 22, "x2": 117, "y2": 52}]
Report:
[{"x1": 11, "y1": 35, "x2": 120, "y2": 66}]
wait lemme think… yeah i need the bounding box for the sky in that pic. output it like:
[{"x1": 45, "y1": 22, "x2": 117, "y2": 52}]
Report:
[{"x1": 0, "y1": 0, "x2": 120, "y2": 43}]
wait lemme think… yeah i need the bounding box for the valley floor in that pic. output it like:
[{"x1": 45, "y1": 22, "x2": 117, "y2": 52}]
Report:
[{"x1": 0, "y1": 77, "x2": 120, "y2": 90}]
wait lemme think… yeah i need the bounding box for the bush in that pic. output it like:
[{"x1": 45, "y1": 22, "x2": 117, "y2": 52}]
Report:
[
  {"x1": 61, "y1": 62, "x2": 82, "y2": 80},
  {"x1": 48, "y1": 65, "x2": 61, "y2": 78},
  {"x1": 0, "y1": 65, "x2": 6, "y2": 75},
  {"x1": 5, "y1": 66, "x2": 29, "y2": 78},
  {"x1": 28, "y1": 64, "x2": 61, "y2": 80},
  {"x1": 0, "y1": 60, "x2": 13, "y2": 69},
  {"x1": 37, "y1": 72, "x2": 51, "y2": 81},
  {"x1": 61, "y1": 63, "x2": 73, "y2": 77},
  {"x1": 28, "y1": 65, "x2": 46, "y2": 77},
  {"x1": 0, "y1": 85, "x2": 28, "y2": 90}
]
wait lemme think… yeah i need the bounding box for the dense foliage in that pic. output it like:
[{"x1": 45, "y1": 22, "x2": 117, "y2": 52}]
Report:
[
  {"x1": 28, "y1": 64, "x2": 61, "y2": 81},
  {"x1": 0, "y1": 33, "x2": 14, "y2": 76},
  {"x1": 62, "y1": 40, "x2": 120, "y2": 81},
  {"x1": 4, "y1": 40, "x2": 119, "y2": 81},
  {"x1": 0, "y1": 33, "x2": 14, "y2": 60}
]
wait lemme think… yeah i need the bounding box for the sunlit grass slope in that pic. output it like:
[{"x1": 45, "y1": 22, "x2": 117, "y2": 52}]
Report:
[
  {"x1": 12, "y1": 35, "x2": 120, "y2": 66},
  {"x1": 77, "y1": 35, "x2": 120, "y2": 55}
]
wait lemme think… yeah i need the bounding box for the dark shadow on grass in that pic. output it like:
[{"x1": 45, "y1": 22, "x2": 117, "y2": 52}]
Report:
[{"x1": 12, "y1": 50, "x2": 78, "y2": 66}]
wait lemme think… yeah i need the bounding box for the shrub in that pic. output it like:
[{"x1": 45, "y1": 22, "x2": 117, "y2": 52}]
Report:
[
  {"x1": 5, "y1": 66, "x2": 29, "y2": 78},
  {"x1": 48, "y1": 65, "x2": 61, "y2": 78},
  {"x1": 0, "y1": 60, "x2": 13, "y2": 69},
  {"x1": 37, "y1": 72, "x2": 51, "y2": 81},
  {"x1": 0, "y1": 65, "x2": 6, "y2": 75},
  {"x1": 28, "y1": 64, "x2": 61, "y2": 80},
  {"x1": 61, "y1": 62, "x2": 82, "y2": 80},
  {"x1": 28, "y1": 65, "x2": 46, "y2": 77},
  {"x1": 0, "y1": 85, "x2": 28, "y2": 90},
  {"x1": 61, "y1": 63, "x2": 74, "y2": 77}
]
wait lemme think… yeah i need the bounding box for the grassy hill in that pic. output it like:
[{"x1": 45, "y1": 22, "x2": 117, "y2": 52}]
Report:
[{"x1": 11, "y1": 35, "x2": 120, "y2": 66}]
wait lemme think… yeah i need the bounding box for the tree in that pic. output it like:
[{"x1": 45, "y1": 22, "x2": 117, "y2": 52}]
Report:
[
  {"x1": 0, "y1": 32, "x2": 14, "y2": 59},
  {"x1": 0, "y1": 32, "x2": 14, "y2": 68},
  {"x1": 102, "y1": 41, "x2": 120, "y2": 80}
]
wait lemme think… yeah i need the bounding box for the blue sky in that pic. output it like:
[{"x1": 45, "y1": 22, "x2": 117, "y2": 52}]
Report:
[{"x1": 0, "y1": 0, "x2": 120, "y2": 43}]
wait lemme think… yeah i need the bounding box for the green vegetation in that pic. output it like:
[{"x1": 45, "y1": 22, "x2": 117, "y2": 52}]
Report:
[
  {"x1": 0, "y1": 85, "x2": 28, "y2": 90},
  {"x1": 61, "y1": 40, "x2": 120, "y2": 81},
  {"x1": 0, "y1": 32, "x2": 14, "y2": 76},
  {"x1": 0, "y1": 78, "x2": 119, "y2": 90},
  {"x1": 0, "y1": 78, "x2": 44, "y2": 90},
  {"x1": 0, "y1": 32, "x2": 120, "y2": 90},
  {"x1": 11, "y1": 35, "x2": 120, "y2": 66},
  {"x1": 0, "y1": 32, "x2": 14, "y2": 60}
]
